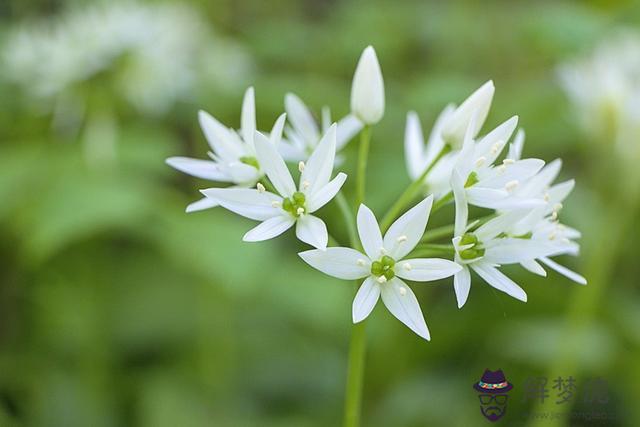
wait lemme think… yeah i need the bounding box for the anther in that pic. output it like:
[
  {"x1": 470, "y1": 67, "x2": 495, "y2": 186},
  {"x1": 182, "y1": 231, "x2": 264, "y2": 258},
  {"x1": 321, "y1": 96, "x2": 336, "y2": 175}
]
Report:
[
  {"x1": 357, "y1": 259, "x2": 366, "y2": 267},
  {"x1": 302, "y1": 180, "x2": 310, "y2": 190},
  {"x1": 298, "y1": 161, "x2": 305, "y2": 172},
  {"x1": 271, "y1": 201, "x2": 281, "y2": 208},
  {"x1": 491, "y1": 141, "x2": 503, "y2": 155},
  {"x1": 256, "y1": 183, "x2": 266, "y2": 193},
  {"x1": 399, "y1": 286, "x2": 407, "y2": 296},
  {"x1": 553, "y1": 203, "x2": 563, "y2": 212},
  {"x1": 505, "y1": 180, "x2": 519, "y2": 192},
  {"x1": 503, "y1": 158, "x2": 515, "y2": 165},
  {"x1": 377, "y1": 275, "x2": 387, "y2": 284},
  {"x1": 396, "y1": 235, "x2": 407, "y2": 243},
  {"x1": 379, "y1": 247, "x2": 386, "y2": 255},
  {"x1": 544, "y1": 192, "x2": 550, "y2": 202},
  {"x1": 403, "y1": 263, "x2": 412, "y2": 271},
  {"x1": 551, "y1": 211, "x2": 558, "y2": 221},
  {"x1": 549, "y1": 231, "x2": 557, "y2": 240},
  {"x1": 475, "y1": 156, "x2": 486, "y2": 167},
  {"x1": 497, "y1": 164, "x2": 507, "y2": 173},
  {"x1": 296, "y1": 207, "x2": 305, "y2": 216}
]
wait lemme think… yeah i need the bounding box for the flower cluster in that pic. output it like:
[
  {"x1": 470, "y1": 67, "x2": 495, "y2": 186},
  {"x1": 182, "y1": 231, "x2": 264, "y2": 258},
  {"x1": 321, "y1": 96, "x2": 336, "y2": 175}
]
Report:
[{"x1": 168, "y1": 46, "x2": 585, "y2": 340}]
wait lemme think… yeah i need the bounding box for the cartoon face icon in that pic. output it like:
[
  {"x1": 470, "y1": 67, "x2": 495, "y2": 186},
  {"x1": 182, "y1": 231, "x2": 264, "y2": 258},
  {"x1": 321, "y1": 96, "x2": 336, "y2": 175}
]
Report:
[{"x1": 473, "y1": 369, "x2": 513, "y2": 422}]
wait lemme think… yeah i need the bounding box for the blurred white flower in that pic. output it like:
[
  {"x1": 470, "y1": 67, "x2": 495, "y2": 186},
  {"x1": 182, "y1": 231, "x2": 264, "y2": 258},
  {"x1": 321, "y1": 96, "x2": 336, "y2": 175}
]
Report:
[
  {"x1": 3, "y1": 0, "x2": 251, "y2": 116},
  {"x1": 278, "y1": 92, "x2": 363, "y2": 161},
  {"x1": 442, "y1": 80, "x2": 495, "y2": 148},
  {"x1": 167, "y1": 87, "x2": 284, "y2": 212},
  {"x1": 350, "y1": 46, "x2": 385, "y2": 125},
  {"x1": 558, "y1": 30, "x2": 640, "y2": 160},
  {"x1": 299, "y1": 196, "x2": 461, "y2": 340},
  {"x1": 202, "y1": 125, "x2": 347, "y2": 250}
]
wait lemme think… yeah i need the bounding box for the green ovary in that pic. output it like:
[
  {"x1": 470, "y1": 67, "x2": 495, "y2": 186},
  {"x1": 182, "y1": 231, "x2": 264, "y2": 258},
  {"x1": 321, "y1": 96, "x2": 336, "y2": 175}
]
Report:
[
  {"x1": 458, "y1": 232, "x2": 485, "y2": 260},
  {"x1": 371, "y1": 255, "x2": 395, "y2": 280},
  {"x1": 282, "y1": 191, "x2": 307, "y2": 217},
  {"x1": 239, "y1": 156, "x2": 259, "y2": 169}
]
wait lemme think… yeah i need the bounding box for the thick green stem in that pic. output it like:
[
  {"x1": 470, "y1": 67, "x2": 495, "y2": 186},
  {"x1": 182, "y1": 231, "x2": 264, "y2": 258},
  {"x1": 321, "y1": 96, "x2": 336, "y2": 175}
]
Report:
[
  {"x1": 336, "y1": 191, "x2": 358, "y2": 248},
  {"x1": 355, "y1": 126, "x2": 371, "y2": 208},
  {"x1": 343, "y1": 316, "x2": 367, "y2": 427},
  {"x1": 379, "y1": 146, "x2": 449, "y2": 233},
  {"x1": 421, "y1": 224, "x2": 455, "y2": 243}
]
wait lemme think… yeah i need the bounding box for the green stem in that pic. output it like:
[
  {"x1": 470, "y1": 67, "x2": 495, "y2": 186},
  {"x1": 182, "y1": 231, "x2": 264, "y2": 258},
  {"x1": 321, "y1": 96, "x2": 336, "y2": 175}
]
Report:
[
  {"x1": 379, "y1": 146, "x2": 449, "y2": 233},
  {"x1": 355, "y1": 126, "x2": 371, "y2": 208},
  {"x1": 421, "y1": 224, "x2": 455, "y2": 243},
  {"x1": 343, "y1": 317, "x2": 367, "y2": 427},
  {"x1": 336, "y1": 191, "x2": 359, "y2": 248},
  {"x1": 431, "y1": 191, "x2": 453, "y2": 213}
]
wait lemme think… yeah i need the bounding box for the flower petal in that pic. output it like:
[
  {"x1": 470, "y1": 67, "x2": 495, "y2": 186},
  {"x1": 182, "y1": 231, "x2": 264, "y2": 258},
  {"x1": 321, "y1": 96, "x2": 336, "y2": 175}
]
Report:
[
  {"x1": 285, "y1": 93, "x2": 319, "y2": 142},
  {"x1": 453, "y1": 266, "x2": 471, "y2": 308},
  {"x1": 380, "y1": 278, "x2": 430, "y2": 340},
  {"x1": 395, "y1": 258, "x2": 462, "y2": 282},
  {"x1": 166, "y1": 157, "x2": 229, "y2": 181},
  {"x1": 350, "y1": 46, "x2": 385, "y2": 125},
  {"x1": 201, "y1": 187, "x2": 281, "y2": 221},
  {"x1": 357, "y1": 204, "x2": 384, "y2": 260},
  {"x1": 269, "y1": 113, "x2": 287, "y2": 145},
  {"x1": 198, "y1": 110, "x2": 244, "y2": 161},
  {"x1": 241, "y1": 87, "x2": 256, "y2": 149},
  {"x1": 352, "y1": 277, "x2": 381, "y2": 323},
  {"x1": 540, "y1": 257, "x2": 587, "y2": 285},
  {"x1": 472, "y1": 264, "x2": 527, "y2": 302},
  {"x1": 299, "y1": 247, "x2": 370, "y2": 280},
  {"x1": 520, "y1": 259, "x2": 547, "y2": 276},
  {"x1": 483, "y1": 238, "x2": 569, "y2": 264},
  {"x1": 243, "y1": 215, "x2": 294, "y2": 242},
  {"x1": 442, "y1": 80, "x2": 494, "y2": 145},
  {"x1": 186, "y1": 196, "x2": 219, "y2": 213},
  {"x1": 475, "y1": 115, "x2": 518, "y2": 164},
  {"x1": 383, "y1": 195, "x2": 433, "y2": 259},
  {"x1": 507, "y1": 129, "x2": 525, "y2": 161},
  {"x1": 307, "y1": 172, "x2": 347, "y2": 212},
  {"x1": 301, "y1": 124, "x2": 337, "y2": 195},
  {"x1": 296, "y1": 214, "x2": 328, "y2": 250},
  {"x1": 404, "y1": 111, "x2": 426, "y2": 180},
  {"x1": 254, "y1": 131, "x2": 296, "y2": 196},
  {"x1": 451, "y1": 170, "x2": 468, "y2": 237}
]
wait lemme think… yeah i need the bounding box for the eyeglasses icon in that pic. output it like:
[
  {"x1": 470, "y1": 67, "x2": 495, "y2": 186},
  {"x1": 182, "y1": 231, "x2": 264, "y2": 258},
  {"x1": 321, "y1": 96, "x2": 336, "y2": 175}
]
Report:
[{"x1": 479, "y1": 394, "x2": 508, "y2": 405}]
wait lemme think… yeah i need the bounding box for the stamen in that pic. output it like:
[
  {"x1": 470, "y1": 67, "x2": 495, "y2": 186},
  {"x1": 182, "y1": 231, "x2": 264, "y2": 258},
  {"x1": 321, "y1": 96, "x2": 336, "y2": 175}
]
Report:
[
  {"x1": 396, "y1": 235, "x2": 407, "y2": 243},
  {"x1": 544, "y1": 192, "x2": 550, "y2": 202},
  {"x1": 398, "y1": 286, "x2": 407, "y2": 296},
  {"x1": 271, "y1": 201, "x2": 281, "y2": 208},
  {"x1": 302, "y1": 180, "x2": 310, "y2": 190},
  {"x1": 357, "y1": 259, "x2": 366, "y2": 267},
  {"x1": 551, "y1": 211, "x2": 558, "y2": 221},
  {"x1": 296, "y1": 207, "x2": 305, "y2": 216},
  {"x1": 505, "y1": 180, "x2": 519, "y2": 192},
  {"x1": 256, "y1": 183, "x2": 266, "y2": 193},
  {"x1": 491, "y1": 141, "x2": 503, "y2": 155},
  {"x1": 475, "y1": 156, "x2": 486, "y2": 167},
  {"x1": 553, "y1": 203, "x2": 563, "y2": 212},
  {"x1": 379, "y1": 247, "x2": 386, "y2": 255},
  {"x1": 298, "y1": 161, "x2": 305, "y2": 172},
  {"x1": 503, "y1": 158, "x2": 515, "y2": 165},
  {"x1": 377, "y1": 275, "x2": 387, "y2": 284},
  {"x1": 497, "y1": 164, "x2": 507, "y2": 174},
  {"x1": 549, "y1": 231, "x2": 557, "y2": 240},
  {"x1": 403, "y1": 263, "x2": 412, "y2": 271},
  {"x1": 561, "y1": 238, "x2": 571, "y2": 244}
]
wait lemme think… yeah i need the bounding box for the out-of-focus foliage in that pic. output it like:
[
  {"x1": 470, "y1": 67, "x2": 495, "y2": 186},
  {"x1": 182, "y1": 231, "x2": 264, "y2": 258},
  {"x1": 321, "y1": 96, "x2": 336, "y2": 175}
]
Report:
[{"x1": 0, "y1": 0, "x2": 638, "y2": 426}]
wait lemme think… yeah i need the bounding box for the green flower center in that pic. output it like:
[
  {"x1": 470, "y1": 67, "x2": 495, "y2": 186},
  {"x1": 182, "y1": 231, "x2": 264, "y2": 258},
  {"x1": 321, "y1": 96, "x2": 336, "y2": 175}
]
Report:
[
  {"x1": 458, "y1": 232, "x2": 485, "y2": 260},
  {"x1": 371, "y1": 255, "x2": 396, "y2": 281},
  {"x1": 282, "y1": 191, "x2": 307, "y2": 217},
  {"x1": 239, "y1": 156, "x2": 259, "y2": 169}
]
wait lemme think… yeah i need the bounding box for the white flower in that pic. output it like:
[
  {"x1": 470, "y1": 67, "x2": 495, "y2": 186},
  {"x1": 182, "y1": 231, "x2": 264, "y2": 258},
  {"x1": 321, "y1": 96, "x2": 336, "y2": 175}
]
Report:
[
  {"x1": 278, "y1": 92, "x2": 363, "y2": 161},
  {"x1": 453, "y1": 115, "x2": 547, "y2": 210},
  {"x1": 166, "y1": 87, "x2": 285, "y2": 212},
  {"x1": 299, "y1": 196, "x2": 462, "y2": 340},
  {"x1": 350, "y1": 46, "x2": 385, "y2": 125},
  {"x1": 450, "y1": 171, "x2": 573, "y2": 308},
  {"x1": 201, "y1": 125, "x2": 347, "y2": 250},
  {"x1": 441, "y1": 81, "x2": 495, "y2": 148}
]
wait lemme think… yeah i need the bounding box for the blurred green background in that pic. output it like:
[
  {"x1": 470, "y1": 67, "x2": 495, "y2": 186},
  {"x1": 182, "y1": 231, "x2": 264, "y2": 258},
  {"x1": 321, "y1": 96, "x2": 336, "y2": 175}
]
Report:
[{"x1": 1, "y1": 0, "x2": 639, "y2": 426}]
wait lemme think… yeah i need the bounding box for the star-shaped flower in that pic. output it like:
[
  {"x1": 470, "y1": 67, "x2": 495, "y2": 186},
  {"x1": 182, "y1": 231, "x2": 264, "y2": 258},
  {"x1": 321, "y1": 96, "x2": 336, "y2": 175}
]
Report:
[
  {"x1": 201, "y1": 124, "x2": 346, "y2": 250},
  {"x1": 299, "y1": 196, "x2": 462, "y2": 340},
  {"x1": 166, "y1": 87, "x2": 284, "y2": 212}
]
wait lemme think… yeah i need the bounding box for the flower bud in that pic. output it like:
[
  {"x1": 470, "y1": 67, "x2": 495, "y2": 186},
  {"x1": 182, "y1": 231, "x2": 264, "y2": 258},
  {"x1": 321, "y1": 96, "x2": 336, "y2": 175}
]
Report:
[
  {"x1": 350, "y1": 46, "x2": 385, "y2": 125},
  {"x1": 442, "y1": 80, "x2": 494, "y2": 148}
]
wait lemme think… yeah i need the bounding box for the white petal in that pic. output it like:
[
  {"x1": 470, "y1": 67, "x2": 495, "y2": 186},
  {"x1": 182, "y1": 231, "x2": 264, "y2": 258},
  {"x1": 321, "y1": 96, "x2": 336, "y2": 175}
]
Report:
[
  {"x1": 423, "y1": 105, "x2": 454, "y2": 166},
  {"x1": 451, "y1": 170, "x2": 468, "y2": 237},
  {"x1": 442, "y1": 80, "x2": 494, "y2": 146},
  {"x1": 201, "y1": 187, "x2": 281, "y2": 221},
  {"x1": 269, "y1": 113, "x2": 287, "y2": 145},
  {"x1": 473, "y1": 264, "x2": 527, "y2": 302},
  {"x1": 517, "y1": 159, "x2": 562, "y2": 198},
  {"x1": 475, "y1": 115, "x2": 518, "y2": 164},
  {"x1": 336, "y1": 114, "x2": 363, "y2": 150},
  {"x1": 479, "y1": 158, "x2": 545, "y2": 189},
  {"x1": 383, "y1": 195, "x2": 434, "y2": 259},
  {"x1": 301, "y1": 124, "x2": 337, "y2": 195},
  {"x1": 395, "y1": 258, "x2": 462, "y2": 282},
  {"x1": 241, "y1": 87, "x2": 256, "y2": 149},
  {"x1": 254, "y1": 131, "x2": 296, "y2": 196},
  {"x1": 547, "y1": 180, "x2": 575, "y2": 204},
  {"x1": 466, "y1": 187, "x2": 510, "y2": 208},
  {"x1": 352, "y1": 277, "x2": 381, "y2": 323},
  {"x1": 186, "y1": 197, "x2": 219, "y2": 213},
  {"x1": 243, "y1": 215, "x2": 294, "y2": 242},
  {"x1": 285, "y1": 93, "x2": 319, "y2": 142},
  {"x1": 220, "y1": 161, "x2": 261, "y2": 185},
  {"x1": 357, "y1": 204, "x2": 384, "y2": 260},
  {"x1": 453, "y1": 266, "x2": 471, "y2": 308},
  {"x1": 540, "y1": 257, "x2": 587, "y2": 285},
  {"x1": 166, "y1": 157, "x2": 229, "y2": 181},
  {"x1": 295, "y1": 214, "x2": 328, "y2": 250},
  {"x1": 380, "y1": 278, "x2": 430, "y2": 340},
  {"x1": 350, "y1": 46, "x2": 385, "y2": 125},
  {"x1": 483, "y1": 238, "x2": 568, "y2": 264},
  {"x1": 475, "y1": 210, "x2": 527, "y2": 241},
  {"x1": 507, "y1": 129, "x2": 525, "y2": 161},
  {"x1": 520, "y1": 259, "x2": 547, "y2": 276},
  {"x1": 307, "y1": 172, "x2": 347, "y2": 212},
  {"x1": 404, "y1": 111, "x2": 426, "y2": 180},
  {"x1": 198, "y1": 110, "x2": 244, "y2": 161},
  {"x1": 277, "y1": 141, "x2": 306, "y2": 162},
  {"x1": 299, "y1": 247, "x2": 370, "y2": 280}
]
